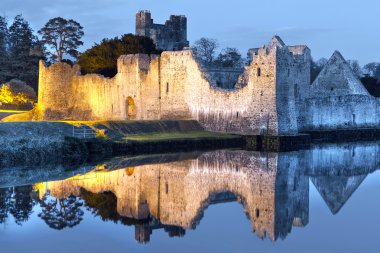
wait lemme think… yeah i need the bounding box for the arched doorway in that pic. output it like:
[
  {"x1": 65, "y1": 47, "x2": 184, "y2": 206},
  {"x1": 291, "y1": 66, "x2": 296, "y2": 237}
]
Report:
[{"x1": 126, "y1": 97, "x2": 136, "y2": 119}]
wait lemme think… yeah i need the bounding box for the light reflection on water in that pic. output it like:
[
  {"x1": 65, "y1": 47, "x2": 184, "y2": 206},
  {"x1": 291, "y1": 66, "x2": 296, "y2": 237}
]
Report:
[{"x1": 0, "y1": 142, "x2": 380, "y2": 253}]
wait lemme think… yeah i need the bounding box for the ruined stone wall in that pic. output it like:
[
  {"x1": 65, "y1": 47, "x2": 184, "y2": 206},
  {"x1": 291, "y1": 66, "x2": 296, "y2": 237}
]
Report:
[
  {"x1": 38, "y1": 54, "x2": 161, "y2": 121},
  {"x1": 136, "y1": 11, "x2": 189, "y2": 51},
  {"x1": 206, "y1": 68, "x2": 244, "y2": 89},
  {"x1": 287, "y1": 46, "x2": 312, "y2": 128},
  {"x1": 37, "y1": 38, "x2": 308, "y2": 135},
  {"x1": 38, "y1": 61, "x2": 80, "y2": 119},
  {"x1": 296, "y1": 50, "x2": 380, "y2": 132},
  {"x1": 164, "y1": 43, "x2": 302, "y2": 135},
  {"x1": 303, "y1": 95, "x2": 379, "y2": 131}
]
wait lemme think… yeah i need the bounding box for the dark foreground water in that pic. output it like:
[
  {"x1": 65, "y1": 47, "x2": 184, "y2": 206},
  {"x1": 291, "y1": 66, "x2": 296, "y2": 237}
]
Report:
[{"x1": 1, "y1": 142, "x2": 380, "y2": 253}]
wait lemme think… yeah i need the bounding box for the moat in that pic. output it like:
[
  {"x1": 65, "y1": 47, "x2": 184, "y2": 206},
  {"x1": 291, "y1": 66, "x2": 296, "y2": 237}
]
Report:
[{"x1": 1, "y1": 141, "x2": 379, "y2": 253}]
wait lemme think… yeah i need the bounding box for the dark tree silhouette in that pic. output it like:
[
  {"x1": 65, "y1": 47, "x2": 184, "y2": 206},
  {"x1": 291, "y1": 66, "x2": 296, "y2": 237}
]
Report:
[
  {"x1": 38, "y1": 194, "x2": 84, "y2": 230},
  {"x1": 0, "y1": 187, "x2": 12, "y2": 224},
  {"x1": 0, "y1": 16, "x2": 8, "y2": 59},
  {"x1": 77, "y1": 34, "x2": 158, "y2": 77},
  {"x1": 361, "y1": 75, "x2": 380, "y2": 97},
  {"x1": 8, "y1": 15, "x2": 34, "y2": 59},
  {"x1": 310, "y1": 57, "x2": 328, "y2": 83},
  {"x1": 38, "y1": 17, "x2": 84, "y2": 62},
  {"x1": 192, "y1": 37, "x2": 219, "y2": 66},
  {"x1": 9, "y1": 185, "x2": 35, "y2": 225},
  {"x1": 214, "y1": 47, "x2": 243, "y2": 68},
  {"x1": 0, "y1": 186, "x2": 35, "y2": 225},
  {"x1": 0, "y1": 15, "x2": 41, "y2": 91}
]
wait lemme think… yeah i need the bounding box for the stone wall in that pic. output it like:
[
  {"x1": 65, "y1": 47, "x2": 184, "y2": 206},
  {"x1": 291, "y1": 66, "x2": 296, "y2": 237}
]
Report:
[
  {"x1": 38, "y1": 54, "x2": 161, "y2": 121},
  {"x1": 303, "y1": 95, "x2": 379, "y2": 130},
  {"x1": 38, "y1": 36, "x2": 310, "y2": 135},
  {"x1": 205, "y1": 67, "x2": 244, "y2": 89}
]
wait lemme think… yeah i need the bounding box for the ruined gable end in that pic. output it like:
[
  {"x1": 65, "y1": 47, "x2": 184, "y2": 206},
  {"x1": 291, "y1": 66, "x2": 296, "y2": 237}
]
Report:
[
  {"x1": 268, "y1": 36, "x2": 285, "y2": 50},
  {"x1": 311, "y1": 51, "x2": 369, "y2": 97}
]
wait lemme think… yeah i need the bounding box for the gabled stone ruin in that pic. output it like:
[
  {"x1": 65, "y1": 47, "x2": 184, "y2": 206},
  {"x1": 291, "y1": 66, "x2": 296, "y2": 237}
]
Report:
[
  {"x1": 311, "y1": 51, "x2": 369, "y2": 97},
  {"x1": 299, "y1": 51, "x2": 380, "y2": 131}
]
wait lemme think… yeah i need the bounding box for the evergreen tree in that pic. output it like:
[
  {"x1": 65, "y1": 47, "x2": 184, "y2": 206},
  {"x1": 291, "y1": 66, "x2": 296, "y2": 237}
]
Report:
[
  {"x1": 214, "y1": 47, "x2": 243, "y2": 68},
  {"x1": 78, "y1": 34, "x2": 158, "y2": 77},
  {"x1": 38, "y1": 17, "x2": 84, "y2": 62},
  {"x1": 7, "y1": 15, "x2": 41, "y2": 91},
  {"x1": 0, "y1": 16, "x2": 8, "y2": 57},
  {"x1": 8, "y1": 15, "x2": 34, "y2": 59},
  {"x1": 0, "y1": 16, "x2": 10, "y2": 84}
]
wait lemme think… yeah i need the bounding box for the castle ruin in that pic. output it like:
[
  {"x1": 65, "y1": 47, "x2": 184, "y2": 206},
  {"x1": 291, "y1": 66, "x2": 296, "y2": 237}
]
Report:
[
  {"x1": 33, "y1": 12, "x2": 380, "y2": 136},
  {"x1": 136, "y1": 10, "x2": 189, "y2": 51}
]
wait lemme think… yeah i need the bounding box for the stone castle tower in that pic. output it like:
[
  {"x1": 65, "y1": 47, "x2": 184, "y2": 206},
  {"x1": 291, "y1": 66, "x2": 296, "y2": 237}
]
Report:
[{"x1": 136, "y1": 10, "x2": 189, "y2": 51}]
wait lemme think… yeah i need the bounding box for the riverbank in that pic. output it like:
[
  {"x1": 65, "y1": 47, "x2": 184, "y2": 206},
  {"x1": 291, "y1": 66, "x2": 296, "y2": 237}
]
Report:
[
  {"x1": 0, "y1": 120, "x2": 243, "y2": 167},
  {"x1": 1, "y1": 120, "x2": 380, "y2": 167}
]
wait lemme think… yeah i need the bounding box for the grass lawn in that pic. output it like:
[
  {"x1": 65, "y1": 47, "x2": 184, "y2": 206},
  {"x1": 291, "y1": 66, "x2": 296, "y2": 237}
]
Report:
[{"x1": 123, "y1": 131, "x2": 239, "y2": 142}]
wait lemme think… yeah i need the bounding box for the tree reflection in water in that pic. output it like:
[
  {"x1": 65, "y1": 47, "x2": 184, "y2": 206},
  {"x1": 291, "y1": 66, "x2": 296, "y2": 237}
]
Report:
[
  {"x1": 0, "y1": 186, "x2": 35, "y2": 225},
  {"x1": 37, "y1": 194, "x2": 84, "y2": 230}
]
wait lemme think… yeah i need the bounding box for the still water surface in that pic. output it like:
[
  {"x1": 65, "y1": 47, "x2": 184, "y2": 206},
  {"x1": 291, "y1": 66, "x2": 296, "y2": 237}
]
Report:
[{"x1": 1, "y1": 142, "x2": 379, "y2": 253}]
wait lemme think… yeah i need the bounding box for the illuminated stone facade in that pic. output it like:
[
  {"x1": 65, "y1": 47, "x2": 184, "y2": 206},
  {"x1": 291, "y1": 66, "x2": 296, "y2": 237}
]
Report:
[
  {"x1": 37, "y1": 36, "x2": 312, "y2": 135},
  {"x1": 35, "y1": 34, "x2": 380, "y2": 135}
]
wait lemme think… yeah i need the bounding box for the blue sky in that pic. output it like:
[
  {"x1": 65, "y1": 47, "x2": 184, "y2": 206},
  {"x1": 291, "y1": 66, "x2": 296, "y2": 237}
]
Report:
[{"x1": 2, "y1": 0, "x2": 379, "y2": 64}]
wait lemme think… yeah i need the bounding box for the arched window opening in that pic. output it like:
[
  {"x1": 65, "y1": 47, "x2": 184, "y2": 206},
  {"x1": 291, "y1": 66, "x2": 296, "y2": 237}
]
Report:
[{"x1": 257, "y1": 68, "x2": 261, "y2": 77}]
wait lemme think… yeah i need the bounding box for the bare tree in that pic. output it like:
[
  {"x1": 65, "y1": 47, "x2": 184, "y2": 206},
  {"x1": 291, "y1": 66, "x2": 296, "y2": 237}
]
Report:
[
  {"x1": 192, "y1": 37, "x2": 219, "y2": 66},
  {"x1": 347, "y1": 60, "x2": 362, "y2": 78}
]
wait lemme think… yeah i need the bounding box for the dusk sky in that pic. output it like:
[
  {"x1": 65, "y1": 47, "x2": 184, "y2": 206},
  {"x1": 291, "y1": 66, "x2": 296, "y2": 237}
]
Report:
[{"x1": 2, "y1": 0, "x2": 379, "y2": 64}]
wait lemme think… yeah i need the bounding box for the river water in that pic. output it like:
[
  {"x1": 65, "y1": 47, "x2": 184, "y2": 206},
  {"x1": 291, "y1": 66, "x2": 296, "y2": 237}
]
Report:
[{"x1": 1, "y1": 142, "x2": 379, "y2": 253}]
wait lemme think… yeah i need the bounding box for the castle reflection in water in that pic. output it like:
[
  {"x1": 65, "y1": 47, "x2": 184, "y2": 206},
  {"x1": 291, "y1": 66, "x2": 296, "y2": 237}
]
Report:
[{"x1": 1, "y1": 142, "x2": 379, "y2": 243}]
